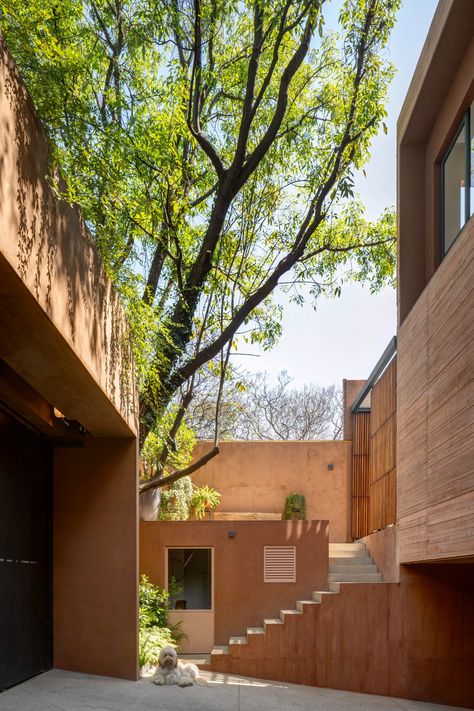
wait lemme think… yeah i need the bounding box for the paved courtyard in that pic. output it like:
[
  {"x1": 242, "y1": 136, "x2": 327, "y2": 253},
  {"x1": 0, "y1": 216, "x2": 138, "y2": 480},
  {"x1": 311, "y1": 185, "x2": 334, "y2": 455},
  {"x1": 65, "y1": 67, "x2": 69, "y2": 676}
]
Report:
[{"x1": 0, "y1": 670, "x2": 469, "y2": 711}]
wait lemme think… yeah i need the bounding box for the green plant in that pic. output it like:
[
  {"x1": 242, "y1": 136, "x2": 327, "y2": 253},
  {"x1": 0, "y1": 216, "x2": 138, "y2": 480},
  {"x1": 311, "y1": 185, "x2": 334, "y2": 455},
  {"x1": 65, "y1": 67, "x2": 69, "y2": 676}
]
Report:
[
  {"x1": 190, "y1": 485, "x2": 221, "y2": 520},
  {"x1": 139, "y1": 574, "x2": 170, "y2": 628},
  {"x1": 284, "y1": 493, "x2": 306, "y2": 520},
  {"x1": 158, "y1": 476, "x2": 194, "y2": 521},
  {"x1": 139, "y1": 626, "x2": 176, "y2": 669}
]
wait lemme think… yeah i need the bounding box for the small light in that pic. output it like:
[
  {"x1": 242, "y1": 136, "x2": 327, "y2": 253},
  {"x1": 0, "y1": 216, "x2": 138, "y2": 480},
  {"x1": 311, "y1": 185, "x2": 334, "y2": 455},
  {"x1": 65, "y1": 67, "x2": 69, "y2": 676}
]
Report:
[
  {"x1": 227, "y1": 530, "x2": 236, "y2": 538},
  {"x1": 53, "y1": 407, "x2": 65, "y2": 419},
  {"x1": 327, "y1": 463, "x2": 334, "y2": 471}
]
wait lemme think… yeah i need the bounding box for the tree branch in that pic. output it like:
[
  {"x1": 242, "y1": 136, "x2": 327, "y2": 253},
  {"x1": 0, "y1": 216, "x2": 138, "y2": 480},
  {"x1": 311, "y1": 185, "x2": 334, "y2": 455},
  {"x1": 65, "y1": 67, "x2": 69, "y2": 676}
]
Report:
[{"x1": 139, "y1": 446, "x2": 220, "y2": 492}]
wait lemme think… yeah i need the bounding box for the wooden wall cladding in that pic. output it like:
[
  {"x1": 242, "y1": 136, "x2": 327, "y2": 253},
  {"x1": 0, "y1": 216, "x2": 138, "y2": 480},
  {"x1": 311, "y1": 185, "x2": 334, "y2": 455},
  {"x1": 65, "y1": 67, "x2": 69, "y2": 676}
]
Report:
[
  {"x1": 369, "y1": 359, "x2": 397, "y2": 532},
  {"x1": 351, "y1": 360, "x2": 397, "y2": 539},
  {"x1": 351, "y1": 412, "x2": 370, "y2": 539},
  {"x1": 397, "y1": 220, "x2": 474, "y2": 562}
]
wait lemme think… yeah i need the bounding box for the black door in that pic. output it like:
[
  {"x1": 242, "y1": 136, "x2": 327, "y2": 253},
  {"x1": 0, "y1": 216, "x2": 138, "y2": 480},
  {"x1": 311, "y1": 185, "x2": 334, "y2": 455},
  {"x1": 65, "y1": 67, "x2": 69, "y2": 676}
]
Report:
[{"x1": 0, "y1": 408, "x2": 52, "y2": 690}]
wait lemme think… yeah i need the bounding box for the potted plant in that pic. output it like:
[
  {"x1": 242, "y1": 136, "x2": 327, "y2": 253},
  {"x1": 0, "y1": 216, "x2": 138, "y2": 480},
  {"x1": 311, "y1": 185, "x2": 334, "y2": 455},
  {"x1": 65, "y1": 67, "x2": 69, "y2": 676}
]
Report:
[
  {"x1": 283, "y1": 493, "x2": 306, "y2": 520},
  {"x1": 190, "y1": 485, "x2": 221, "y2": 520}
]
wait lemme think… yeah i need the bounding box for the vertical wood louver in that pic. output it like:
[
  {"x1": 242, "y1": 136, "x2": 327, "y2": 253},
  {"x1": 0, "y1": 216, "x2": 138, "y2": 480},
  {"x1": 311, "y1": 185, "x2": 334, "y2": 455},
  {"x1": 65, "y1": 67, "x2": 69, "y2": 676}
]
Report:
[{"x1": 264, "y1": 546, "x2": 296, "y2": 583}]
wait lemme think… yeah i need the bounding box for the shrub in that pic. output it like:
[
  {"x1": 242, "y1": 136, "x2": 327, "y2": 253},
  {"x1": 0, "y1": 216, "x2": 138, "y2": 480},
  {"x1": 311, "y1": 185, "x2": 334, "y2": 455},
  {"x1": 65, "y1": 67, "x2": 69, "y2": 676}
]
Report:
[{"x1": 139, "y1": 626, "x2": 176, "y2": 669}]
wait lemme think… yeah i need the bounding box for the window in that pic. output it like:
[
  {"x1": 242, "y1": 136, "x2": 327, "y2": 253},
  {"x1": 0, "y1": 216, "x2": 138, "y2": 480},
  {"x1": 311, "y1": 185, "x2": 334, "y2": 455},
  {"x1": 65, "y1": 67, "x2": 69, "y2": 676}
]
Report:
[
  {"x1": 441, "y1": 101, "x2": 474, "y2": 255},
  {"x1": 167, "y1": 548, "x2": 212, "y2": 610}
]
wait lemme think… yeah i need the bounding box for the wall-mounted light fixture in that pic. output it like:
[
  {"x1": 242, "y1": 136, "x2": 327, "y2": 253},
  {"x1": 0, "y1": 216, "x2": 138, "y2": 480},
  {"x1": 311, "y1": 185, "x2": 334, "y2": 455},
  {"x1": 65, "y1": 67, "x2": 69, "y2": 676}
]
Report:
[
  {"x1": 227, "y1": 530, "x2": 236, "y2": 538},
  {"x1": 327, "y1": 463, "x2": 334, "y2": 471}
]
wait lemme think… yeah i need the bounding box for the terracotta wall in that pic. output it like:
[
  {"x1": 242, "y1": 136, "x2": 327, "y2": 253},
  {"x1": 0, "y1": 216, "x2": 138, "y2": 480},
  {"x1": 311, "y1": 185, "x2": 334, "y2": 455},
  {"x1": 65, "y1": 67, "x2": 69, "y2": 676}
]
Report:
[
  {"x1": 191, "y1": 441, "x2": 350, "y2": 542},
  {"x1": 361, "y1": 526, "x2": 399, "y2": 583},
  {"x1": 140, "y1": 520, "x2": 328, "y2": 645},
  {"x1": 54, "y1": 438, "x2": 138, "y2": 679},
  {"x1": 342, "y1": 379, "x2": 366, "y2": 439},
  {"x1": 212, "y1": 563, "x2": 474, "y2": 708},
  {"x1": 0, "y1": 39, "x2": 137, "y2": 436}
]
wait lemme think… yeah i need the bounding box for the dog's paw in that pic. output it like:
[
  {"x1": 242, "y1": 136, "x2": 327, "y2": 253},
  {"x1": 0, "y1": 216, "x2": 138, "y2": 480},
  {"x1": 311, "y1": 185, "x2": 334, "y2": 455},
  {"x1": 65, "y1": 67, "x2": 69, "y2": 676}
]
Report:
[{"x1": 178, "y1": 679, "x2": 194, "y2": 687}]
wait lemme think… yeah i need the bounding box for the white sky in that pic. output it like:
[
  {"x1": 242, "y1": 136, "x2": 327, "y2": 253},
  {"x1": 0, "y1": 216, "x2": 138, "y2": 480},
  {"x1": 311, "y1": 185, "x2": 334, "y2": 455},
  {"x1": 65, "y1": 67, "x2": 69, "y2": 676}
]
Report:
[{"x1": 239, "y1": 0, "x2": 439, "y2": 387}]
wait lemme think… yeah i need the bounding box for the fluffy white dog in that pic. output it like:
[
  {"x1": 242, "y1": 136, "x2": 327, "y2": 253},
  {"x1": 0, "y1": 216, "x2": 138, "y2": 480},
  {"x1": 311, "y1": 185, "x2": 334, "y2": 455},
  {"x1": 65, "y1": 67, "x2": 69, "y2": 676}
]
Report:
[{"x1": 152, "y1": 646, "x2": 208, "y2": 687}]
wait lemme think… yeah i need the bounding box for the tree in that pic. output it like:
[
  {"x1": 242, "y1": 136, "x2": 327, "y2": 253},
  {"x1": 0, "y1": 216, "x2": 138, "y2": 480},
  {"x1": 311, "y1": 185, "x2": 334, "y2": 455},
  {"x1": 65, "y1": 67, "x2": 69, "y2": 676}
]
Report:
[
  {"x1": 0, "y1": 0, "x2": 399, "y2": 491},
  {"x1": 186, "y1": 370, "x2": 342, "y2": 440}
]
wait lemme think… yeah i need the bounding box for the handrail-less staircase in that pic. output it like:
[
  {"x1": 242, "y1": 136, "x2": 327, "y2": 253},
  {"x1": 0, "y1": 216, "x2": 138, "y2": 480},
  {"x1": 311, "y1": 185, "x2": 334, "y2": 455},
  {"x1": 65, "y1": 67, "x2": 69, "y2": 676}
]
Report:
[{"x1": 209, "y1": 542, "x2": 383, "y2": 673}]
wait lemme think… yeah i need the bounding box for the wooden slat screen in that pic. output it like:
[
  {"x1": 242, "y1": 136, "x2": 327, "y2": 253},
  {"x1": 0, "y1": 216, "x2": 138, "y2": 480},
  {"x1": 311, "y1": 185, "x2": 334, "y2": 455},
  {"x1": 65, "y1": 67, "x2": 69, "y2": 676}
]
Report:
[
  {"x1": 369, "y1": 358, "x2": 397, "y2": 532},
  {"x1": 351, "y1": 357, "x2": 397, "y2": 539},
  {"x1": 351, "y1": 412, "x2": 370, "y2": 539}
]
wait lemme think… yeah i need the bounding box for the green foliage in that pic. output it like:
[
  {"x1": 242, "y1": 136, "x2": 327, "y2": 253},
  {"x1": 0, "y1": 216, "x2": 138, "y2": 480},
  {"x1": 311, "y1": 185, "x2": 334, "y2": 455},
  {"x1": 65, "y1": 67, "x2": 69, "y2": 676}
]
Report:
[
  {"x1": 139, "y1": 574, "x2": 172, "y2": 628},
  {"x1": 139, "y1": 626, "x2": 176, "y2": 669},
  {"x1": 284, "y1": 493, "x2": 306, "y2": 521},
  {"x1": 138, "y1": 575, "x2": 186, "y2": 667},
  {"x1": 190, "y1": 485, "x2": 221, "y2": 519},
  {"x1": 158, "y1": 476, "x2": 194, "y2": 521},
  {"x1": 141, "y1": 415, "x2": 197, "y2": 480},
  {"x1": 0, "y1": 0, "x2": 401, "y2": 470}
]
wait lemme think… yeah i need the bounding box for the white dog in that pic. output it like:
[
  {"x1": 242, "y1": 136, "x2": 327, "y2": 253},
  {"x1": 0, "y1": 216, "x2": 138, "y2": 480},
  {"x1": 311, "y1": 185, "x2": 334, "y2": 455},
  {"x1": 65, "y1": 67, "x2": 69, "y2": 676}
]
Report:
[{"x1": 152, "y1": 646, "x2": 208, "y2": 687}]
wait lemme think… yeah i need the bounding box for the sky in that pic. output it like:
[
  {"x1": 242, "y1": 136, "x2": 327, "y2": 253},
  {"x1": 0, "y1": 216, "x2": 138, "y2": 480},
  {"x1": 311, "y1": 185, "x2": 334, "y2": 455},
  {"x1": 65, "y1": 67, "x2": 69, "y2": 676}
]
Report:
[{"x1": 238, "y1": 0, "x2": 439, "y2": 388}]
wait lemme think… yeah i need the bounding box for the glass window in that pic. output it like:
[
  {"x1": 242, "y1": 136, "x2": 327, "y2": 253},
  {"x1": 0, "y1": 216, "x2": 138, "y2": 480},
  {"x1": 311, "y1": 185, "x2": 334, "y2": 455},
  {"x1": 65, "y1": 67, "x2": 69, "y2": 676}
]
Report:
[
  {"x1": 441, "y1": 102, "x2": 473, "y2": 256},
  {"x1": 167, "y1": 548, "x2": 212, "y2": 610},
  {"x1": 470, "y1": 100, "x2": 474, "y2": 218}
]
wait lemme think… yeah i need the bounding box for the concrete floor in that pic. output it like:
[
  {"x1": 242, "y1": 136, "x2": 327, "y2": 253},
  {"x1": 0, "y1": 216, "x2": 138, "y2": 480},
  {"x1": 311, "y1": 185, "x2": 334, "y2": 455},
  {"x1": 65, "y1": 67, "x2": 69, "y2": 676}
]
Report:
[{"x1": 0, "y1": 670, "x2": 470, "y2": 711}]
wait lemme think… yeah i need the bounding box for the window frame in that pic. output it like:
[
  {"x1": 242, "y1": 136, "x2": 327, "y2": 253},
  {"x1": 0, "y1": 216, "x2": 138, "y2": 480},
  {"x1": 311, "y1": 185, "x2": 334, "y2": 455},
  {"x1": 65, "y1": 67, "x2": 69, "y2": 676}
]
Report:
[{"x1": 440, "y1": 106, "x2": 472, "y2": 258}]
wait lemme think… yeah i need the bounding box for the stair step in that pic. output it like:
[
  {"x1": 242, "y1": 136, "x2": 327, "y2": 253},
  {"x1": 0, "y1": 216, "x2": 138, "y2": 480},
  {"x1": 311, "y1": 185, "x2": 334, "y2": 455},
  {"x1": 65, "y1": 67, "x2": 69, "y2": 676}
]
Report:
[
  {"x1": 211, "y1": 645, "x2": 229, "y2": 655},
  {"x1": 312, "y1": 590, "x2": 338, "y2": 602},
  {"x1": 329, "y1": 550, "x2": 370, "y2": 559},
  {"x1": 247, "y1": 627, "x2": 264, "y2": 635},
  {"x1": 264, "y1": 617, "x2": 284, "y2": 626},
  {"x1": 329, "y1": 564, "x2": 378, "y2": 574},
  {"x1": 229, "y1": 636, "x2": 247, "y2": 645},
  {"x1": 329, "y1": 556, "x2": 372, "y2": 565},
  {"x1": 328, "y1": 572, "x2": 383, "y2": 582},
  {"x1": 329, "y1": 542, "x2": 365, "y2": 551},
  {"x1": 296, "y1": 599, "x2": 321, "y2": 611},
  {"x1": 280, "y1": 609, "x2": 302, "y2": 621}
]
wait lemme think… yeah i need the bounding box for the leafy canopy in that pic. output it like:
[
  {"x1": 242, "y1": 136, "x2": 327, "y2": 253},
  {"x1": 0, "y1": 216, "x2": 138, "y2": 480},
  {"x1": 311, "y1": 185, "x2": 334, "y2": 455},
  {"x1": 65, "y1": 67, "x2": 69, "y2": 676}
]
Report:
[{"x1": 0, "y1": 0, "x2": 400, "y2": 487}]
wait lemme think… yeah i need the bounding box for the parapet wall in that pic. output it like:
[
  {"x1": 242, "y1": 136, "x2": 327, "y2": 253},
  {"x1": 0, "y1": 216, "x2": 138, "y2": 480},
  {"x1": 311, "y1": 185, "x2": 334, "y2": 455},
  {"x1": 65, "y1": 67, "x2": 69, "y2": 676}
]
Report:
[
  {"x1": 0, "y1": 38, "x2": 137, "y2": 436},
  {"x1": 192, "y1": 440, "x2": 351, "y2": 542}
]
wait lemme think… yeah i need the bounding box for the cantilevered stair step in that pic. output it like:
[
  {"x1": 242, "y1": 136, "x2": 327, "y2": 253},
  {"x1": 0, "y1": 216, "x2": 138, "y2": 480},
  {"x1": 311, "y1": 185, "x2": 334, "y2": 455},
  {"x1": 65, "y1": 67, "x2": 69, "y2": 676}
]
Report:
[
  {"x1": 264, "y1": 617, "x2": 284, "y2": 627},
  {"x1": 211, "y1": 645, "x2": 229, "y2": 656},
  {"x1": 296, "y1": 600, "x2": 321, "y2": 612},
  {"x1": 229, "y1": 636, "x2": 247, "y2": 645},
  {"x1": 247, "y1": 627, "x2": 264, "y2": 635},
  {"x1": 312, "y1": 590, "x2": 339, "y2": 602},
  {"x1": 280, "y1": 609, "x2": 302, "y2": 622}
]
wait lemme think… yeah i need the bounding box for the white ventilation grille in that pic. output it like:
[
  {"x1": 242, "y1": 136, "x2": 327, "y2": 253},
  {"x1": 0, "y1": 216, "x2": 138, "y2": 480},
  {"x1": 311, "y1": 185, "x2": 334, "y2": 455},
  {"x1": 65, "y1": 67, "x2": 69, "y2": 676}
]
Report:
[{"x1": 264, "y1": 546, "x2": 296, "y2": 583}]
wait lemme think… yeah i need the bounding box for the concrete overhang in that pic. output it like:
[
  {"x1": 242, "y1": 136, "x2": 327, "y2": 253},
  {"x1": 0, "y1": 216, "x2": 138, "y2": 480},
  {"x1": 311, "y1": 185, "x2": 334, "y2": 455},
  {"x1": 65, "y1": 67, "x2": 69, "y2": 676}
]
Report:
[
  {"x1": 398, "y1": 0, "x2": 474, "y2": 146},
  {"x1": 0, "y1": 39, "x2": 138, "y2": 438},
  {"x1": 0, "y1": 254, "x2": 135, "y2": 438}
]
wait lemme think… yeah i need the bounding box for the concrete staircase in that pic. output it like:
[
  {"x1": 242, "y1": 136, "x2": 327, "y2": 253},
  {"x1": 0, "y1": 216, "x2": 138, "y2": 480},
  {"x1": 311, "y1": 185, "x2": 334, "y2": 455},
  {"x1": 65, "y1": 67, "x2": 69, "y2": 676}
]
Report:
[
  {"x1": 209, "y1": 541, "x2": 383, "y2": 673},
  {"x1": 329, "y1": 542, "x2": 382, "y2": 583}
]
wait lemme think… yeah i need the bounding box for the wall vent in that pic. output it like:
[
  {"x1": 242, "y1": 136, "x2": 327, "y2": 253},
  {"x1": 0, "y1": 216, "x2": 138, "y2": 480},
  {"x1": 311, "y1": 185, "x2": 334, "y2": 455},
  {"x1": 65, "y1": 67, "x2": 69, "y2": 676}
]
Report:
[{"x1": 264, "y1": 546, "x2": 296, "y2": 583}]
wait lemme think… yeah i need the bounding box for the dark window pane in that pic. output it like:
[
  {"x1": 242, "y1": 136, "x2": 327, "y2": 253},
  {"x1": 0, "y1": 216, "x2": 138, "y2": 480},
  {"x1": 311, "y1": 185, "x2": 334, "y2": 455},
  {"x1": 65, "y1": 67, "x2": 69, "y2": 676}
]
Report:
[
  {"x1": 168, "y1": 548, "x2": 212, "y2": 610},
  {"x1": 443, "y1": 122, "x2": 466, "y2": 253}
]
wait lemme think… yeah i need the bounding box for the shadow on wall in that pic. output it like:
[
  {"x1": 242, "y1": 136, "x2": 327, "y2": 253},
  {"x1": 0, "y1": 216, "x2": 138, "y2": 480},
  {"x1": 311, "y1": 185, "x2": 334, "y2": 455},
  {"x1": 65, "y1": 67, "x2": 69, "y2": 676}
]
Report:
[{"x1": 0, "y1": 39, "x2": 135, "y2": 420}]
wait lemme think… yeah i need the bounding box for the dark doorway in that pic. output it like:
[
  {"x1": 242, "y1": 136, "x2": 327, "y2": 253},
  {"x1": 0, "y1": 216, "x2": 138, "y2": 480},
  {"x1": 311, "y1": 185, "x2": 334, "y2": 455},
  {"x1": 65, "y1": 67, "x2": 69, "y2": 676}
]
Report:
[{"x1": 0, "y1": 408, "x2": 52, "y2": 690}]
